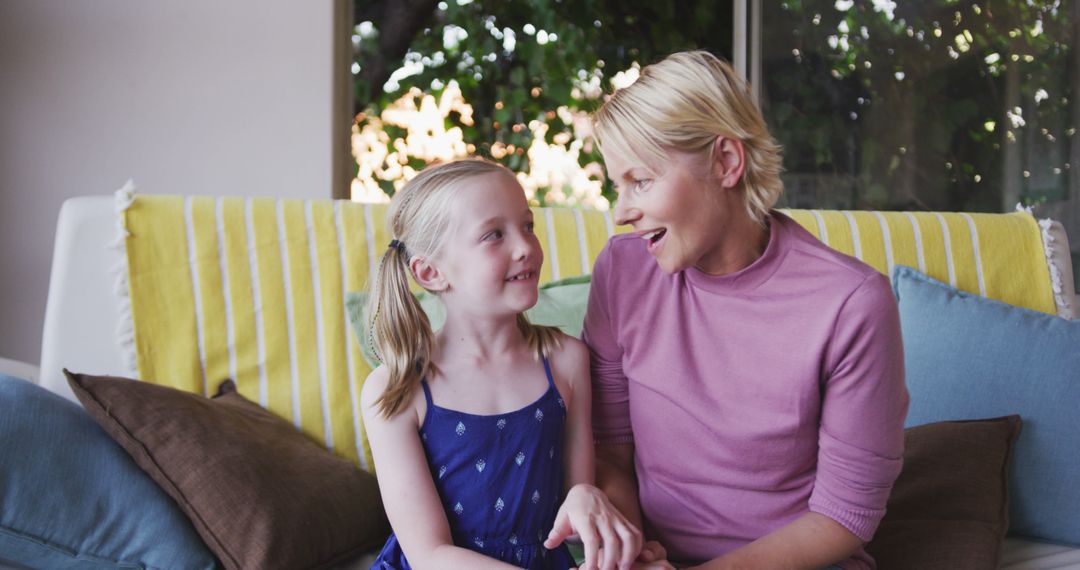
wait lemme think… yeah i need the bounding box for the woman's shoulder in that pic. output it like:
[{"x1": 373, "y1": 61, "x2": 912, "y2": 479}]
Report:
[{"x1": 773, "y1": 212, "x2": 884, "y2": 289}]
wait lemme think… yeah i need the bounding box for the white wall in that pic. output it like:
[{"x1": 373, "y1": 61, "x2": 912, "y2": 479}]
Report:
[{"x1": 0, "y1": 1, "x2": 341, "y2": 365}]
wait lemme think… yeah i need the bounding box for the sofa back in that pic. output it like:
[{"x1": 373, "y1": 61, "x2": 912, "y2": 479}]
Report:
[{"x1": 41, "y1": 194, "x2": 1076, "y2": 473}]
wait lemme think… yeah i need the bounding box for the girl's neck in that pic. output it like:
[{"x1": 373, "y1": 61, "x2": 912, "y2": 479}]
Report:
[{"x1": 435, "y1": 313, "x2": 528, "y2": 364}]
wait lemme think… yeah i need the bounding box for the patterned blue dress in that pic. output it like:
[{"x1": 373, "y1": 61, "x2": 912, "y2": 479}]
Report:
[{"x1": 371, "y1": 358, "x2": 575, "y2": 569}]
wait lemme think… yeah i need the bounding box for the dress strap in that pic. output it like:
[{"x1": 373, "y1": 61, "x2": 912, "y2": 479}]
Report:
[
  {"x1": 541, "y1": 356, "x2": 556, "y2": 391},
  {"x1": 420, "y1": 380, "x2": 434, "y2": 407}
]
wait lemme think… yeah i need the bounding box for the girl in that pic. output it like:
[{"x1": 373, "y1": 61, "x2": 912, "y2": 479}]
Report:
[{"x1": 360, "y1": 159, "x2": 642, "y2": 570}]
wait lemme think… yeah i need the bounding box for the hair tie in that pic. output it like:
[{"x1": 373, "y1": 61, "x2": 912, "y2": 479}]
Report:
[{"x1": 388, "y1": 239, "x2": 406, "y2": 254}]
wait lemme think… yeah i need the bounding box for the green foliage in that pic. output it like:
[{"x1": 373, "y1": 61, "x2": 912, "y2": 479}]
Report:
[
  {"x1": 354, "y1": 1, "x2": 1075, "y2": 213},
  {"x1": 764, "y1": 1, "x2": 1076, "y2": 212},
  {"x1": 352, "y1": 0, "x2": 732, "y2": 201}
]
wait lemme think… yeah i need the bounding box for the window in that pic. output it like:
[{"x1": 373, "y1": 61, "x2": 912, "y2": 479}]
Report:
[{"x1": 749, "y1": 1, "x2": 1078, "y2": 278}]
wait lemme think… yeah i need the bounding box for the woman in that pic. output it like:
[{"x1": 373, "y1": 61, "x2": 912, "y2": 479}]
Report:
[{"x1": 558, "y1": 51, "x2": 908, "y2": 570}]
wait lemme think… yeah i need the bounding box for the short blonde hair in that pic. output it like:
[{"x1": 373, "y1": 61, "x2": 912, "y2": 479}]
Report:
[
  {"x1": 367, "y1": 159, "x2": 560, "y2": 417},
  {"x1": 593, "y1": 50, "x2": 784, "y2": 224}
]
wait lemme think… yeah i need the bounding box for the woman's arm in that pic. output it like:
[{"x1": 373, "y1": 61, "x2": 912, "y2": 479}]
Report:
[
  {"x1": 545, "y1": 336, "x2": 643, "y2": 570},
  {"x1": 595, "y1": 442, "x2": 643, "y2": 530},
  {"x1": 597, "y1": 444, "x2": 673, "y2": 569},
  {"x1": 360, "y1": 367, "x2": 519, "y2": 570},
  {"x1": 688, "y1": 513, "x2": 861, "y2": 570}
]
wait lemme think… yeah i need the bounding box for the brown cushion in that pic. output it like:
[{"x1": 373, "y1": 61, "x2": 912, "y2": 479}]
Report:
[
  {"x1": 65, "y1": 370, "x2": 389, "y2": 570},
  {"x1": 866, "y1": 415, "x2": 1021, "y2": 570}
]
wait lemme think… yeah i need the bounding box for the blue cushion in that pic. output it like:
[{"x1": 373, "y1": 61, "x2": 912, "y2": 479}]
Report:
[
  {"x1": 0, "y1": 375, "x2": 218, "y2": 569},
  {"x1": 892, "y1": 265, "x2": 1080, "y2": 546}
]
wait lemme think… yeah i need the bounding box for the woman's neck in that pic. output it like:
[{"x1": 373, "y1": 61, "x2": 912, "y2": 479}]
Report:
[{"x1": 695, "y1": 209, "x2": 771, "y2": 276}]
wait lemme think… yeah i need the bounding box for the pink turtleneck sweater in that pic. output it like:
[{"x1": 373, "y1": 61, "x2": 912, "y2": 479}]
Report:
[{"x1": 582, "y1": 211, "x2": 908, "y2": 569}]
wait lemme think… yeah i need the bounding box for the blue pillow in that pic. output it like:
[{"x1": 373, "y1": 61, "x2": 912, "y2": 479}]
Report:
[
  {"x1": 892, "y1": 265, "x2": 1080, "y2": 546},
  {"x1": 0, "y1": 375, "x2": 218, "y2": 569}
]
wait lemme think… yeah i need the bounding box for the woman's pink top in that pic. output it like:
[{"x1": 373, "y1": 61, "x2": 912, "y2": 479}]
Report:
[{"x1": 582, "y1": 211, "x2": 908, "y2": 569}]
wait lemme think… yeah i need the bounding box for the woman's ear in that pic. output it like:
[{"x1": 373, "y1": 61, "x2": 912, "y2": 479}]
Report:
[
  {"x1": 410, "y1": 256, "x2": 448, "y2": 292},
  {"x1": 711, "y1": 136, "x2": 746, "y2": 190}
]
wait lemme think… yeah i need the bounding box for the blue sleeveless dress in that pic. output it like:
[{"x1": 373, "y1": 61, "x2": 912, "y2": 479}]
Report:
[{"x1": 371, "y1": 358, "x2": 575, "y2": 569}]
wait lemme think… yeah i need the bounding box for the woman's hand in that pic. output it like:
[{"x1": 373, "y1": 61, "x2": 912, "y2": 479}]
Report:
[
  {"x1": 629, "y1": 542, "x2": 675, "y2": 569},
  {"x1": 544, "y1": 483, "x2": 643, "y2": 570},
  {"x1": 631, "y1": 561, "x2": 676, "y2": 570},
  {"x1": 637, "y1": 541, "x2": 668, "y2": 564},
  {"x1": 576, "y1": 541, "x2": 674, "y2": 570}
]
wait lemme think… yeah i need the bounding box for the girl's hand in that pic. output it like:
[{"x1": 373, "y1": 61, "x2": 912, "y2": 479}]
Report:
[{"x1": 544, "y1": 483, "x2": 643, "y2": 570}]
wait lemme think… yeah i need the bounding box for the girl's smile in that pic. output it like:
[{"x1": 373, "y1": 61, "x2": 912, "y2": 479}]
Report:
[{"x1": 505, "y1": 270, "x2": 538, "y2": 283}]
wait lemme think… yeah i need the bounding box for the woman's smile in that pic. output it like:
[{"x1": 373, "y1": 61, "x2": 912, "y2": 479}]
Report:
[{"x1": 639, "y1": 228, "x2": 668, "y2": 255}]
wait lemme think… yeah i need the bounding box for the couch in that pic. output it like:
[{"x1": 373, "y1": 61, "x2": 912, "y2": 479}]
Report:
[{"x1": 2, "y1": 193, "x2": 1079, "y2": 569}]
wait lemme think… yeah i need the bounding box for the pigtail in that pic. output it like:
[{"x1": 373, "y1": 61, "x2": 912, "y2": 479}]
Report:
[
  {"x1": 516, "y1": 313, "x2": 563, "y2": 360},
  {"x1": 364, "y1": 157, "x2": 525, "y2": 417},
  {"x1": 368, "y1": 243, "x2": 437, "y2": 418}
]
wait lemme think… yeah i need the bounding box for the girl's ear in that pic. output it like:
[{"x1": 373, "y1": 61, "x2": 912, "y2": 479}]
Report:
[
  {"x1": 711, "y1": 136, "x2": 746, "y2": 190},
  {"x1": 410, "y1": 256, "x2": 448, "y2": 292}
]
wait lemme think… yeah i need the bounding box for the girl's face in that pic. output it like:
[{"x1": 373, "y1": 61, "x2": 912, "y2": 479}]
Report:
[
  {"x1": 604, "y1": 144, "x2": 747, "y2": 275},
  {"x1": 436, "y1": 172, "x2": 542, "y2": 318}
]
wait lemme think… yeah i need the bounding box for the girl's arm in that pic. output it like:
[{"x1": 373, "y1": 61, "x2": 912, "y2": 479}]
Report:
[
  {"x1": 559, "y1": 336, "x2": 595, "y2": 489},
  {"x1": 544, "y1": 336, "x2": 643, "y2": 570},
  {"x1": 360, "y1": 367, "x2": 519, "y2": 570}
]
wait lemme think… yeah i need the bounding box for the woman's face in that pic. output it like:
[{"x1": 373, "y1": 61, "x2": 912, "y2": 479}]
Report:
[{"x1": 605, "y1": 144, "x2": 746, "y2": 274}]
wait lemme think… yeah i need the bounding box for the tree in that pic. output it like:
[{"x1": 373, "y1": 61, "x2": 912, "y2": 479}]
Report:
[
  {"x1": 353, "y1": 0, "x2": 1076, "y2": 224},
  {"x1": 351, "y1": 0, "x2": 733, "y2": 204},
  {"x1": 760, "y1": 0, "x2": 1076, "y2": 213}
]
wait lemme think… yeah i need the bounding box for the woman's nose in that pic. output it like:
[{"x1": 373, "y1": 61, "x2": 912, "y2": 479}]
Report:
[{"x1": 613, "y1": 193, "x2": 641, "y2": 226}]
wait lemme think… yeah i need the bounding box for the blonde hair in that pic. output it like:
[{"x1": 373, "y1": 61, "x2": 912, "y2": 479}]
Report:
[
  {"x1": 593, "y1": 50, "x2": 784, "y2": 225},
  {"x1": 367, "y1": 159, "x2": 562, "y2": 417}
]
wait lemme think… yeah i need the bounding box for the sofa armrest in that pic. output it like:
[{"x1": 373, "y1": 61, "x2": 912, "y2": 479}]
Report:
[
  {"x1": 1043, "y1": 219, "x2": 1078, "y2": 319},
  {"x1": 0, "y1": 356, "x2": 39, "y2": 384},
  {"x1": 39, "y1": 196, "x2": 129, "y2": 402}
]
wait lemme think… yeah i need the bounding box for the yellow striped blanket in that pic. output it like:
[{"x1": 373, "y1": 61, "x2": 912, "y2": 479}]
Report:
[{"x1": 121, "y1": 195, "x2": 1057, "y2": 471}]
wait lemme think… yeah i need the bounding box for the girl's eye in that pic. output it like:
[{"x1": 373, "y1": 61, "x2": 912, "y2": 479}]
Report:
[
  {"x1": 483, "y1": 229, "x2": 504, "y2": 241},
  {"x1": 633, "y1": 179, "x2": 652, "y2": 192},
  {"x1": 524, "y1": 222, "x2": 535, "y2": 233}
]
